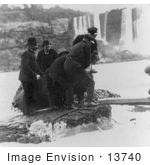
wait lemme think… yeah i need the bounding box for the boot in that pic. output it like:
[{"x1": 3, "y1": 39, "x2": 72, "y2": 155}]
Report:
[{"x1": 77, "y1": 99, "x2": 84, "y2": 108}]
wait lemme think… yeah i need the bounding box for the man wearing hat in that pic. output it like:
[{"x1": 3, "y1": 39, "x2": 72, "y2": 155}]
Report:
[
  {"x1": 73, "y1": 27, "x2": 98, "y2": 54},
  {"x1": 19, "y1": 37, "x2": 43, "y2": 115},
  {"x1": 72, "y1": 27, "x2": 99, "y2": 105},
  {"x1": 37, "y1": 40, "x2": 58, "y2": 73},
  {"x1": 64, "y1": 34, "x2": 97, "y2": 107}
]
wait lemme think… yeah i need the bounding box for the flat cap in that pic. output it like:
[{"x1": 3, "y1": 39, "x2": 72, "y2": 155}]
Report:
[{"x1": 87, "y1": 27, "x2": 98, "y2": 33}]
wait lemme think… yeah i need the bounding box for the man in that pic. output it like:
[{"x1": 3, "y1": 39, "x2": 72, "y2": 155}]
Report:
[
  {"x1": 64, "y1": 34, "x2": 97, "y2": 107},
  {"x1": 37, "y1": 40, "x2": 58, "y2": 73},
  {"x1": 73, "y1": 27, "x2": 99, "y2": 105},
  {"x1": 19, "y1": 37, "x2": 42, "y2": 115},
  {"x1": 44, "y1": 50, "x2": 71, "y2": 109},
  {"x1": 73, "y1": 26, "x2": 98, "y2": 54}
]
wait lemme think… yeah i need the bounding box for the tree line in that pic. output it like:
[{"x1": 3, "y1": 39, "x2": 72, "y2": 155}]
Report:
[{"x1": 0, "y1": 4, "x2": 87, "y2": 24}]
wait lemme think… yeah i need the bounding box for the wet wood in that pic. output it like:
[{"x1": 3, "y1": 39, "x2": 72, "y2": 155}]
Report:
[{"x1": 99, "y1": 97, "x2": 150, "y2": 105}]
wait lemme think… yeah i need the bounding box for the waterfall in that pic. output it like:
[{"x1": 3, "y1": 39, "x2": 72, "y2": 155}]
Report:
[
  {"x1": 94, "y1": 12, "x2": 102, "y2": 40},
  {"x1": 87, "y1": 15, "x2": 91, "y2": 28},
  {"x1": 133, "y1": 5, "x2": 150, "y2": 55},
  {"x1": 99, "y1": 12, "x2": 108, "y2": 44},
  {"x1": 120, "y1": 8, "x2": 133, "y2": 51},
  {"x1": 103, "y1": 12, "x2": 108, "y2": 44},
  {"x1": 73, "y1": 5, "x2": 150, "y2": 56},
  {"x1": 73, "y1": 17, "x2": 79, "y2": 38},
  {"x1": 73, "y1": 15, "x2": 95, "y2": 37},
  {"x1": 78, "y1": 16, "x2": 84, "y2": 34},
  {"x1": 73, "y1": 13, "x2": 106, "y2": 43},
  {"x1": 120, "y1": 5, "x2": 150, "y2": 55},
  {"x1": 82, "y1": 15, "x2": 88, "y2": 33}
]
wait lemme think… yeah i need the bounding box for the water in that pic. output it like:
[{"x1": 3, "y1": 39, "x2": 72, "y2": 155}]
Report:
[
  {"x1": 94, "y1": 60, "x2": 150, "y2": 98},
  {"x1": 73, "y1": 5, "x2": 150, "y2": 55},
  {"x1": 0, "y1": 60, "x2": 150, "y2": 121},
  {"x1": 1, "y1": 60, "x2": 150, "y2": 147},
  {"x1": 120, "y1": 8, "x2": 133, "y2": 50},
  {"x1": 0, "y1": 71, "x2": 20, "y2": 120}
]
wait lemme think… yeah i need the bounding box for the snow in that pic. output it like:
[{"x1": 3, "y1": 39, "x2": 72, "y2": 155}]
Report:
[{"x1": 1, "y1": 59, "x2": 150, "y2": 147}]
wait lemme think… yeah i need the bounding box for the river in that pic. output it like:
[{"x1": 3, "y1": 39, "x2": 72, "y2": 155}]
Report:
[{"x1": 1, "y1": 59, "x2": 150, "y2": 147}]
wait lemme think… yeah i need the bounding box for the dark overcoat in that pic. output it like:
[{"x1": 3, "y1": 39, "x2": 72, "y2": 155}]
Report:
[
  {"x1": 44, "y1": 56, "x2": 69, "y2": 107},
  {"x1": 45, "y1": 56, "x2": 70, "y2": 89},
  {"x1": 73, "y1": 34, "x2": 97, "y2": 54},
  {"x1": 37, "y1": 49, "x2": 58, "y2": 72},
  {"x1": 64, "y1": 40, "x2": 91, "y2": 85},
  {"x1": 19, "y1": 49, "x2": 38, "y2": 83}
]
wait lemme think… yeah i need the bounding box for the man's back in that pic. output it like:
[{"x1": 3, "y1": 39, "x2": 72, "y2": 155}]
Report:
[
  {"x1": 73, "y1": 34, "x2": 97, "y2": 54},
  {"x1": 72, "y1": 34, "x2": 84, "y2": 46},
  {"x1": 69, "y1": 40, "x2": 91, "y2": 69}
]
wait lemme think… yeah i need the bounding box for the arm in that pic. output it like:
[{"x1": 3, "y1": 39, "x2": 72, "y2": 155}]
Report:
[
  {"x1": 53, "y1": 49, "x2": 59, "y2": 60},
  {"x1": 36, "y1": 52, "x2": 42, "y2": 71},
  {"x1": 83, "y1": 45, "x2": 91, "y2": 69},
  {"x1": 36, "y1": 51, "x2": 44, "y2": 75},
  {"x1": 21, "y1": 51, "x2": 36, "y2": 75},
  {"x1": 91, "y1": 39, "x2": 98, "y2": 54},
  {"x1": 73, "y1": 35, "x2": 82, "y2": 46}
]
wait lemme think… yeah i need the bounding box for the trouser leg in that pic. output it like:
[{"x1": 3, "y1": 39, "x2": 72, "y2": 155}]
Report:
[
  {"x1": 75, "y1": 70, "x2": 95, "y2": 102},
  {"x1": 66, "y1": 85, "x2": 74, "y2": 106},
  {"x1": 74, "y1": 82, "x2": 85, "y2": 103},
  {"x1": 44, "y1": 76, "x2": 55, "y2": 107},
  {"x1": 21, "y1": 81, "x2": 35, "y2": 115}
]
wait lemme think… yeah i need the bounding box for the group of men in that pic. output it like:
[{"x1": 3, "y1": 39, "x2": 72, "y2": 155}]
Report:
[{"x1": 19, "y1": 27, "x2": 99, "y2": 115}]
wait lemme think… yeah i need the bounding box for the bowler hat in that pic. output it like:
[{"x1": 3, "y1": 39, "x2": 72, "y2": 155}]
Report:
[
  {"x1": 27, "y1": 37, "x2": 37, "y2": 45},
  {"x1": 87, "y1": 27, "x2": 98, "y2": 34},
  {"x1": 42, "y1": 40, "x2": 51, "y2": 47}
]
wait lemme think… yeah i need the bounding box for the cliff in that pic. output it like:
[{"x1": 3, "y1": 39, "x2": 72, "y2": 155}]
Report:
[
  {"x1": 0, "y1": 5, "x2": 86, "y2": 71},
  {"x1": 0, "y1": 5, "x2": 148, "y2": 72}
]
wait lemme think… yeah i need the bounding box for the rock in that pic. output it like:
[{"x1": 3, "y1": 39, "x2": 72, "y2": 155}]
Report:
[
  {"x1": 132, "y1": 105, "x2": 150, "y2": 112},
  {"x1": 5, "y1": 135, "x2": 17, "y2": 142},
  {"x1": 17, "y1": 136, "x2": 29, "y2": 143},
  {"x1": 130, "y1": 118, "x2": 136, "y2": 121},
  {"x1": 28, "y1": 136, "x2": 42, "y2": 144},
  {"x1": 99, "y1": 58, "x2": 106, "y2": 63},
  {"x1": 0, "y1": 104, "x2": 112, "y2": 143},
  {"x1": 0, "y1": 75, "x2": 120, "y2": 144}
]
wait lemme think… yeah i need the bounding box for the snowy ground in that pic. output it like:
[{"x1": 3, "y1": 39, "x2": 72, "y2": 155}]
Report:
[{"x1": 1, "y1": 59, "x2": 150, "y2": 147}]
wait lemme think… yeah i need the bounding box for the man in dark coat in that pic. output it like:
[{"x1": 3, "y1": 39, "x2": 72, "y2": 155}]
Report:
[
  {"x1": 19, "y1": 37, "x2": 43, "y2": 115},
  {"x1": 73, "y1": 27, "x2": 98, "y2": 54},
  {"x1": 72, "y1": 27, "x2": 99, "y2": 104},
  {"x1": 44, "y1": 50, "x2": 70, "y2": 108},
  {"x1": 37, "y1": 40, "x2": 58, "y2": 73},
  {"x1": 64, "y1": 34, "x2": 97, "y2": 107}
]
